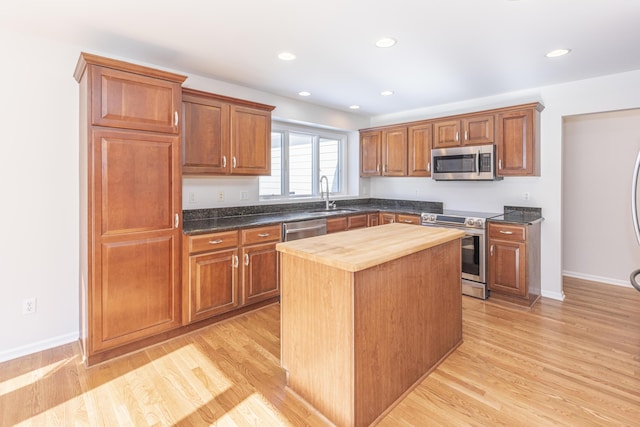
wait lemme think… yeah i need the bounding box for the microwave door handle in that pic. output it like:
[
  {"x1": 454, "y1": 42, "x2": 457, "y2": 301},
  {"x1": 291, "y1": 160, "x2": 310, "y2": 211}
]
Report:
[{"x1": 477, "y1": 150, "x2": 481, "y2": 175}]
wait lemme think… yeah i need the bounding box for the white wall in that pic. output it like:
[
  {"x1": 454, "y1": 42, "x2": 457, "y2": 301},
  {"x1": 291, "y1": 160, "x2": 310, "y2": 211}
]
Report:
[
  {"x1": 563, "y1": 110, "x2": 640, "y2": 286},
  {"x1": 368, "y1": 70, "x2": 640, "y2": 300},
  {"x1": 0, "y1": 29, "x2": 367, "y2": 362}
]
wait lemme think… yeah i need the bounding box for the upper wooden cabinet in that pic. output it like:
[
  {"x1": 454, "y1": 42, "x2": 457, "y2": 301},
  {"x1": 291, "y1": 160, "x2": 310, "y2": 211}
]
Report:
[
  {"x1": 75, "y1": 53, "x2": 183, "y2": 134},
  {"x1": 381, "y1": 126, "x2": 408, "y2": 176},
  {"x1": 360, "y1": 102, "x2": 543, "y2": 178},
  {"x1": 433, "y1": 114, "x2": 494, "y2": 148},
  {"x1": 496, "y1": 104, "x2": 543, "y2": 176},
  {"x1": 181, "y1": 88, "x2": 275, "y2": 176},
  {"x1": 408, "y1": 122, "x2": 432, "y2": 177},
  {"x1": 360, "y1": 130, "x2": 382, "y2": 176}
]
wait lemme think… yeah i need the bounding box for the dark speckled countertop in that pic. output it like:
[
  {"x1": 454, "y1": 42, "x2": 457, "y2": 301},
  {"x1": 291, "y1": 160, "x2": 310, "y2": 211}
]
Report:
[
  {"x1": 488, "y1": 206, "x2": 543, "y2": 225},
  {"x1": 183, "y1": 198, "x2": 443, "y2": 235}
]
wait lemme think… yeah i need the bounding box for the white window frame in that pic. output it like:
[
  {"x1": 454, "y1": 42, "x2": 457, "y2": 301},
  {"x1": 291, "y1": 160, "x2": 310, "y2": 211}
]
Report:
[{"x1": 260, "y1": 121, "x2": 347, "y2": 201}]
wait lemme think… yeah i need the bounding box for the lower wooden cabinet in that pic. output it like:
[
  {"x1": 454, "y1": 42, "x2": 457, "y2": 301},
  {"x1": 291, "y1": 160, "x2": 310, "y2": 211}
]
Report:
[
  {"x1": 487, "y1": 221, "x2": 541, "y2": 306},
  {"x1": 240, "y1": 225, "x2": 281, "y2": 305},
  {"x1": 367, "y1": 213, "x2": 379, "y2": 227},
  {"x1": 327, "y1": 214, "x2": 370, "y2": 233},
  {"x1": 183, "y1": 224, "x2": 281, "y2": 324},
  {"x1": 396, "y1": 214, "x2": 421, "y2": 225},
  {"x1": 380, "y1": 213, "x2": 396, "y2": 224}
]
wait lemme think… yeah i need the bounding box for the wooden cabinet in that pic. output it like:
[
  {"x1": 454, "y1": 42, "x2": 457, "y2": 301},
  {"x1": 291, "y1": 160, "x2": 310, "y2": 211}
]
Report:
[
  {"x1": 433, "y1": 114, "x2": 494, "y2": 148},
  {"x1": 381, "y1": 126, "x2": 408, "y2": 176},
  {"x1": 183, "y1": 231, "x2": 240, "y2": 323},
  {"x1": 487, "y1": 221, "x2": 541, "y2": 307},
  {"x1": 360, "y1": 130, "x2": 382, "y2": 176},
  {"x1": 74, "y1": 53, "x2": 186, "y2": 365},
  {"x1": 181, "y1": 88, "x2": 275, "y2": 176},
  {"x1": 496, "y1": 104, "x2": 543, "y2": 176},
  {"x1": 408, "y1": 122, "x2": 432, "y2": 176},
  {"x1": 240, "y1": 225, "x2": 281, "y2": 305},
  {"x1": 367, "y1": 213, "x2": 379, "y2": 227},
  {"x1": 327, "y1": 214, "x2": 368, "y2": 233},
  {"x1": 380, "y1": 213, "x2": 397, "y2": 224},
  {"x1": 183, "y1": 225, "x2": 281, "y2": 324}
]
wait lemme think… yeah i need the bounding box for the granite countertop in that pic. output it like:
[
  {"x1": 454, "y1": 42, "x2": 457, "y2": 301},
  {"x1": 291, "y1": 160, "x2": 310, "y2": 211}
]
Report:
[
  {"x1": 488, "y1": 206, "x2": 544, "y2": 225},
  {"x1": 183, "y1": 198, "x2": 443, "y2": 235}
]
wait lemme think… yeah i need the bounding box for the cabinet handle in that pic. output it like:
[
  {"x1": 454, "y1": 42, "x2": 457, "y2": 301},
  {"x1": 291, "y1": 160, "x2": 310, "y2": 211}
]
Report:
[
  {"x1": 233, "y1": 157, "x2": 237, "y2": 168},
  {"x1": 455, "y1": 131, "x2": 459, "y2": 142},
  {"x1": 403, "y1": 220, "x2": 413, "y2": 223},
  {"x1": 427, "y1": 161, "x2": 431, "y2": 172},
  {"x1": 383, "y1": 164, "x2": 387, "y2": 173},
  {"x1": 499, "y1": 230, "x2": 513, "y2": 235},
  {"x1": 464, "y1": 130, "x2": 468, "y2": 141},
  {"x1": 490, "y1": 244, "x2": 494, "y2": 256},
  {"x1": 244, "y1": 254, "x2": 249, "y2": 266},
  {"x1": 208, "y1": 239, "x2": 223, "y2": 244},
  {"x1": 174, "y1": 111, "x2": 179, "y2": 126},
  {"x1": 175, "y1": 213, "x2": 180, "y2": 228},
  {"x1": 257, "y1": 233, "x2": 270, "y2": 237},
  {"x1": 222, "y1": 156, "x2": 227, "y2": 168},
  {"x1": 233, "y1": 255, "x2": 239, "y2": 268},
  {"x1": 376, "y1": 164, "x2": 380, "y2": 173},
  {"x1": 498, "y1": 159, "x2": 503, "y2": 170}
]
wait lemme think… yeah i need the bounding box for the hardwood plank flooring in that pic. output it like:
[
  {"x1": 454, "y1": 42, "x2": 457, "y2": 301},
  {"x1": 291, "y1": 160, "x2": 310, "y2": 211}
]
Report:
[{"x1": 1, "y1": 277, "x2": 639, "y2": 426}]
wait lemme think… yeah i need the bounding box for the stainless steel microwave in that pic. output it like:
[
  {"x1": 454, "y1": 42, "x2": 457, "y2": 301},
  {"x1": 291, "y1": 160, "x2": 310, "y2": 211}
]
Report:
[{"x1": 431, "y1": 144, "x2": 502, "y2": 181}]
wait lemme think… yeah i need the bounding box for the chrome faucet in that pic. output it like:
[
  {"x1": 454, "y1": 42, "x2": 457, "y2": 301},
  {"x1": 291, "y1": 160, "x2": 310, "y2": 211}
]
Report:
[{"x1": 320, "y1": 175, "x2": 333, "y2": 210}]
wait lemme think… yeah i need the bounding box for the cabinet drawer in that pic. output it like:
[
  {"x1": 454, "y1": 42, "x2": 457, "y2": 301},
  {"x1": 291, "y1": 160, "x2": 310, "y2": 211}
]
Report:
[
  {"x1": 327, "y1": 217, "x2": 348, "y2": 233},
  {"x1": 488, "y1": 223, "x2": 526, "y2": 242},
  {"x1": 188, "y1": 230, "x2": 238, "y2": 253},
  {"x1": 241, "y1": 224, "x2": 282, "y2": 245},
  {"x1": 396, "y1": 214, "x2": 420, "y2": 225}
]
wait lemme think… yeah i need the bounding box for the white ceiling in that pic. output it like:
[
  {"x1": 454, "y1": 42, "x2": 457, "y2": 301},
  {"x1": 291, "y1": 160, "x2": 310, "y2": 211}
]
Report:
[{"x1": 3, "y1": 0, "x2": 640, "y2": 116}]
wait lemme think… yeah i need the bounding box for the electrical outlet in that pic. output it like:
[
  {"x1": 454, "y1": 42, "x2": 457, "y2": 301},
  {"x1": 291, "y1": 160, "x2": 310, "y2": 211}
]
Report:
[
  {"x1": 188, "y1": 192, "x2": 197, "y2": 204},
  {"x1": 523, "y1": 192, "x2": 530, "y2": 201},
  {"x1": 218, "y1": 191, "x2": 225, "y2": 202},
  {"x1": 241, "y1": 191, "x2": 248, "y2": 200},
  {"x1": 22, "y1": 298, "x2": 36, "y2": 315}
]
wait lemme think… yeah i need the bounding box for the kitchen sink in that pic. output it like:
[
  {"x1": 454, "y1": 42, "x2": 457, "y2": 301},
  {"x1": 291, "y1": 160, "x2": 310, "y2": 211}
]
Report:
[{"x1": 310, "y1": 208, "x2": 358, "y2": 216}]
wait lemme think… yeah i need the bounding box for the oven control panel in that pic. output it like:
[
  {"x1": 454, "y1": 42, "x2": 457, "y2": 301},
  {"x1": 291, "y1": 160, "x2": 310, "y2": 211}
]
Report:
[{"x1": 421, "y1": 213, "x2": 486, "y2": 229}]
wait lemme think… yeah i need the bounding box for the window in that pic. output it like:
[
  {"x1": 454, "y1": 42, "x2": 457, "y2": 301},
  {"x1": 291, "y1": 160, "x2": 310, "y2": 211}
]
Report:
[{"x1": 259, "y1": 123, "x2": 346, "y2": 199}]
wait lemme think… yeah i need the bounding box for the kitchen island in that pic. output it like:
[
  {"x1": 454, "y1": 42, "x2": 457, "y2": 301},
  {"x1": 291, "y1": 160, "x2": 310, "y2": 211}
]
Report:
[{"x1": 276, "y1": 223, "x2": 465, "y2": 427}]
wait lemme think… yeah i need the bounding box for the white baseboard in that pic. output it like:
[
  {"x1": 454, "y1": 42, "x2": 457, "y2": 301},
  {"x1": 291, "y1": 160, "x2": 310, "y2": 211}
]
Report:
[
  {"x1": 541, "y1": 289, "x2": 565, "y2": 301},
  {"x1": 562, "y1": 271, "x2": 631, "y2": 288},
  {"x1": 0, "y1": 332, "x2": 78, "y2": 364}
]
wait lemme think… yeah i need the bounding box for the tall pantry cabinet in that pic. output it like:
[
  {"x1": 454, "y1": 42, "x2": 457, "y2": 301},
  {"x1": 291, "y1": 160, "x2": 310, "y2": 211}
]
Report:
[{"x1": 74, "y1": 53, "x2": 187, "y2": 365}]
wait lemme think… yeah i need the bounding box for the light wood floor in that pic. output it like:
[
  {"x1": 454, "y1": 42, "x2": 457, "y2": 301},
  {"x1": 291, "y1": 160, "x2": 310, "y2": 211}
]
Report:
[{"x1": 1, "y1": 277, "x2": 639, "y2": 426}]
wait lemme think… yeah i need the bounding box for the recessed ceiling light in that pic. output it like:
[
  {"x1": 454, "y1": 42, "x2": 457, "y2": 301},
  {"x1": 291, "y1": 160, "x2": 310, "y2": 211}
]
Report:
[
  {"x1": 349, "y1": 105, "x2": 360, "y2": 110},
  {"x1": 278, "y1": 52, "x2": 297, "y2": 61},
  {"x1": 545, "y1": 48, "x2": 571, "y2": 58},
  {"x1": 375, "y1": 37, "x2": 397, "y2": 48},
  {"x1": 298, "y1": 91, "x2": 311, "y2": 96},
  {"x1": 380, "y1": 90, "x2": 394, "y2": 96}
]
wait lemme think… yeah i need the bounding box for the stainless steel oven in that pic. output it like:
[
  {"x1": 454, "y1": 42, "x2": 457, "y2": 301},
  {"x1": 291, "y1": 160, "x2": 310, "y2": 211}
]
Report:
[{"x1": 421, "y1": 211, "x2": 501, "y2": 299}]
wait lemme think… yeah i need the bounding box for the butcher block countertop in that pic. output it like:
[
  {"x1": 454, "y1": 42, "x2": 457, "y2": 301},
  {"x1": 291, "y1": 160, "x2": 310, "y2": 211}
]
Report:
[{"x1": 276, "y1": 223, "x2": 465, "y2": 272}]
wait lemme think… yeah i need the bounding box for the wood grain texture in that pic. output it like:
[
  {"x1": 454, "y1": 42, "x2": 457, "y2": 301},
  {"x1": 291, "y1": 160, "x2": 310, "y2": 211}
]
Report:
[
  {"x1": 276, "y1": 223, "x2": 465, "y2": 272},
  {"x1": 2, "y1": 277, "x2": 639, "y2": 426}
]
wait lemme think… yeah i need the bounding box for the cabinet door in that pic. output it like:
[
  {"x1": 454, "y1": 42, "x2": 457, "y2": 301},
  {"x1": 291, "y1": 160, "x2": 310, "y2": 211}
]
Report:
[
  {"x1": 367, "y1": 213, "x2": 379, "y2": 227},
  {"x1": 90, "y1": 65, "x2": 181, "y2": 134},
  {"x1": 182, "y1": 95, "x2": 230, "y2": 174},
  {"x1": 380, "y1": 213, "x2": 396, "y2": 224},
  {"x1": 462, "y1": 114, "x2": 494, "y2": 145},
  {"x1": 408, "y1": 123, "x2": 432, "y2": 176},
  {"x1": 230, "y1": 105, "x2": 271, "y2": 175},
  {"x1": 496, "y1": 108, "x2": 537, "y2": 176},
  {"x1": 242, "y1": 242, "x2": 279, "y2": 305},
  {"x1": 360, "y1": 131, "x2": 381, "y2": 176},
  {"x1": 187, "y1": 249, "x2": 239, "y2": 322},
  {"x1": 347, "y1": 214, "x2": 368, "y2": 230},
  {"x1": 382, "y1": 127, "x2": 408, "y2": 176},
  {"x1": 433, "y1": 120, "x2": 461, "y2": 148},
  {"x1": 91, "y1": 129, "x2": 181, "y2": 351},
  {"x1": 327, "y1": 217, "x2": 348, "y2": 233},
  {"x1": 488, "y1": 239, "x2": 527, "y2": 297}
]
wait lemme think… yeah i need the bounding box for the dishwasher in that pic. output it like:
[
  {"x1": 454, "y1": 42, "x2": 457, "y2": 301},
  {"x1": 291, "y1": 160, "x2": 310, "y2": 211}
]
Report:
[{"x1": 283, "y1": 218, "x2": 327, "y2": 241}]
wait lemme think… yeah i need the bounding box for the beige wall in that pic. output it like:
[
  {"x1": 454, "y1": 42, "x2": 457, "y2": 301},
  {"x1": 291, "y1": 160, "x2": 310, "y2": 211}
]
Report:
[{"x1": 563, "y1": 109, "x2": 640, "y2": 286}]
